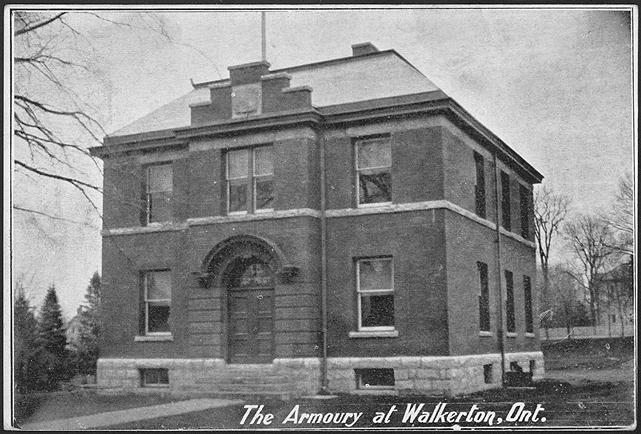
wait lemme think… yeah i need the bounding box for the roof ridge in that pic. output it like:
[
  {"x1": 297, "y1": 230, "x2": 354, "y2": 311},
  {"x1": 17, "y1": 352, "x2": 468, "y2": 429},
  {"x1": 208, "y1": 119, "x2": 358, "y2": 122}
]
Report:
[{"x1": 192, "y1": 49, "x2": 420, "y2": 89}]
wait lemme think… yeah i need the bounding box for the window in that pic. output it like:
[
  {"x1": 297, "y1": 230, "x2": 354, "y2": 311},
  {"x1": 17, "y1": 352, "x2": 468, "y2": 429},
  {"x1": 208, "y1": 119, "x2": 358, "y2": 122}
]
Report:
[
  {"x1": 529, "y1": 360, "x2": 536, "y2": 373},
  {"x1": 355, "y1": 368, "x2": 395, "y2": 389},
  {"x1": 474, "y1": 152, "x2": 486, "y2": 218},
  {"x1": 523, "y1": 275, "x2": 533, "y2": 333},
  {"x1": 226, "y1": 146, "x2": 273, "y2": 214},
  {"x1": 505, "y1": 270, "x2": 515, "y2": 333},
  {"x1": 142, "y1": 270, "x2": 171, "y2": 334},
  {"x1": 501, "y1": 171, "x2": 511, "y2": 231},
  {"x1": 140, "y1": 368, "x2": 169, "y2": 387},
  {"x1": 231, "y1": 83, "x2": 262, "y2": 118},
  {"x1": 146, "y1": 164, "x2": 172, "y2": 223},
  {"x1": 356, "y1": 137, "x2": 392, "y2": 205},
  {"x1": 483, "y1": 364, "x2": 493, "y2": 384},
  {"x1": 356, "y1": 258, "x2": 394, "y2": 330},
  {"x1": 478, "y1": 262, "x2": 490, "y2": 332},
  {"x1": 519, "y1": 184, "x2": 531, "y2": 239}
]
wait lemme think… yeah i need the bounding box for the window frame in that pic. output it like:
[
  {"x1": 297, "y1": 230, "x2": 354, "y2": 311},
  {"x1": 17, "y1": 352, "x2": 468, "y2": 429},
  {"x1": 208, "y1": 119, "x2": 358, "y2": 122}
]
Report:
[
  {"x1": 501, "y1": 171, "x2": 511, "y2": 231},
  {"x1": 140, "y1": 368, "x2": 169, "y2": 387},
  {"x1": 143, "y1": 270, "x2": 172, "y2": 336},
  {"x1": 523, "y1": 275, "x2": 534, "y2": 333},
  {"x1": 474, "y1": 152, "x2": 486, "y2": 218},
  {"x1": 355, "y1": 136, "x2": 392, "y2": 207},
  {"x1": 477, "y1": 262, "x2": 491, "y2": 332},
  {"x1": 356, "y1": 257, "x2": 395, "y2": 332},
  {"x1": 226, "y1": 145, "x2": 273, "y2": 215},
  {"x1": 519, "y1": 184, "x2": 531, "y2": 239},
  {"x1": 145, "y1": 163, "x2": 173, "y2": 224},
  {"x1": 505, "y1": 270, "x2": 515, "y2": 334}
]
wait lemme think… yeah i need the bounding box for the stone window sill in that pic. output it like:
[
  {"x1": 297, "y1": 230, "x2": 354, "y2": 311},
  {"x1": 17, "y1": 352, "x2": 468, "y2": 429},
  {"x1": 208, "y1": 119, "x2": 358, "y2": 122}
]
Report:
[
  {"x1": 525, "y1": 332, "x2": 535, "y2": 338},
  {"x1": 349, "y1": 330, "x2": 399, "y2": 338},
  {"x1": 479, "y1": 331, "x2": 493, "y2": 337},
  {"x1": 134, "y1": 335, "x2": 174, "y2": 342},
  {"x1": 506, "y1": 332, "x2": 518, "y2": 338}
]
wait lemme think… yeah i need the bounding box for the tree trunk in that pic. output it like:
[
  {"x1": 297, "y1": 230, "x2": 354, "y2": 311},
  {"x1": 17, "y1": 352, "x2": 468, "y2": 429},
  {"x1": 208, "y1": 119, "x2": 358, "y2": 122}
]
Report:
[{"x1": 542, "y1": 264, "x2": 550, "y2": 339}]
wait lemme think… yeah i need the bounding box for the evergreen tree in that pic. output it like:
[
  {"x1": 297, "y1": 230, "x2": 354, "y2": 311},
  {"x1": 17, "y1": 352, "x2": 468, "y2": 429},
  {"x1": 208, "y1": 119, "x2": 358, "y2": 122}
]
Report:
[
  {"x1": 14, "y1": 282, "x2": 39, "y2": 393},
  {"x1": 71, "y1": 272, "x2": 102, "y2": 376},
  {"x1": 36, "y1": 285, "x2": 69, "y2": 390}
]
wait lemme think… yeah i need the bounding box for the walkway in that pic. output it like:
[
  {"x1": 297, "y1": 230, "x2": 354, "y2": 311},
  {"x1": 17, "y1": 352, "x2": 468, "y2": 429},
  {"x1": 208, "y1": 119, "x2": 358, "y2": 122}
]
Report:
[{"x1": 20, "y1": 398, "x2": 243, "y2": 430}]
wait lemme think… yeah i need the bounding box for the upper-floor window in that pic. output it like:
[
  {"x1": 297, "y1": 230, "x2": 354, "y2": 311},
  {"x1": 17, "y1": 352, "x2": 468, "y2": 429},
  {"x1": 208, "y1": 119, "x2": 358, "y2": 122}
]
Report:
[
  {"x1": 146, "y1": 164, "x2": 173, "y2": 224},
  {"x1": 226, "y1": 146, "x2": 273, "y2": 214},
  {"x1": 474, "y1": 152, "x2": 486, "y2": 218},
  {"x1": 519, "y1": 184, "x2": 531, "y2": 239},
  {"x1": 231, "y1": 83, "x2": 262, "y2": 118},
  {"x1": 501, "y1": 171, "x2": 511, "y2": 231},
  {"x1": 356, "y1": 257, "x2": 395, "y2": 330},
  {"x1": 505, "y1": 270, "x2": 515, "y2": 333},
  {"x1": 142, "y1": 270, "x2": 171, "y2": 335},
  {"x1": 356, "y1": 137, "x2": 392, "y2": 206}
]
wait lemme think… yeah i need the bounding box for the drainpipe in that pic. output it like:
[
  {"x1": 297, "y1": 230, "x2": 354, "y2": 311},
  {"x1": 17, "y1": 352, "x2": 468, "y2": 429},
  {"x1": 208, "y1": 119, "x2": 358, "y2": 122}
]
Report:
[
  {"x1": 319, "y1": 127, "x2": 329, "y2": 394},
  {"x1": 493, "y1": 152, "x2": 506, "y2": 386}
]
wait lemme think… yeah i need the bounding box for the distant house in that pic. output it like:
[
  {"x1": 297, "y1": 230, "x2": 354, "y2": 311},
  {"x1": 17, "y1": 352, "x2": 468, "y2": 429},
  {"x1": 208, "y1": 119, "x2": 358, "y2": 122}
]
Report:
[
  {"x1": 90, "y1": 42, "x2": 544, "y2": 396},
  {"x1": 596, "y1": 256, "x2": 634, "y2": 330}
]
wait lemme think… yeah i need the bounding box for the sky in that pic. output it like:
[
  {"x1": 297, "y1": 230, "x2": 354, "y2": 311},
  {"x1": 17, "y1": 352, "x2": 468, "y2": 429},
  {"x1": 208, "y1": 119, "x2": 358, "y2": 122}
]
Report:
[{"x1": 9, "y1": 6, "x2": 635, "y2": 319}]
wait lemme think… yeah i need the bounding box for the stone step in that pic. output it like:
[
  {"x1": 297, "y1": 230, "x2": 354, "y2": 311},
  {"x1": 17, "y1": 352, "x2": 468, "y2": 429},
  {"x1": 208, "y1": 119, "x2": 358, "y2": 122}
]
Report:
[{"x1": 171, "y1": 389, "x2": 293, "y2": 401}]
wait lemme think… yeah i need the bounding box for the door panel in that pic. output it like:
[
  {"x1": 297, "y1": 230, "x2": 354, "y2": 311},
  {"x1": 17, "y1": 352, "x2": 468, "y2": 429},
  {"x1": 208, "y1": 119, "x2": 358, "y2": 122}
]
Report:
[{"x1": 228, "y1": 288, "x2": 274, "y2": 363}]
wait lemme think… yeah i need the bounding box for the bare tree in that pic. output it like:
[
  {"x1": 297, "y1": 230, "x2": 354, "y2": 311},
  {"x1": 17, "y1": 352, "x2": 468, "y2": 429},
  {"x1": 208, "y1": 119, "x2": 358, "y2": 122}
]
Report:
[
  {"x1": 12, "y1": 10, "x2": 171, "y2": 219},
  {"x1": 563, "y1": 215, "x2": 616, "y2": 325},
  {"x1": 533, "y1": 185, "x2": 571, "y2": 336},
  {"x1": 601, "y1": 172, "x2": 634, "y2": 255}
]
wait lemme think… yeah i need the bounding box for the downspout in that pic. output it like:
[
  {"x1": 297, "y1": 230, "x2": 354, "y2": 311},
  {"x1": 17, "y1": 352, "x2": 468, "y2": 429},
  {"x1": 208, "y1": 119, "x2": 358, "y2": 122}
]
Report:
[
  {"x1": 319, "y1": 126, "x2": 329, "y2": 394},
  {"x1": 493, "y1": 152, "x2": 506, "y2": 386}
]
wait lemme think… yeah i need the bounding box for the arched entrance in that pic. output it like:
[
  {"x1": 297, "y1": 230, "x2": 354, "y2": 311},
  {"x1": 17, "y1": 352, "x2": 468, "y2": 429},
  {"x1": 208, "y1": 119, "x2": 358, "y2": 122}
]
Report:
[
  {"x1": 201, "y1": 235, "x2": 290, "y2": 364},
  {"x1": 223, "y1": 256, "x2": 275, "y2": 363}
]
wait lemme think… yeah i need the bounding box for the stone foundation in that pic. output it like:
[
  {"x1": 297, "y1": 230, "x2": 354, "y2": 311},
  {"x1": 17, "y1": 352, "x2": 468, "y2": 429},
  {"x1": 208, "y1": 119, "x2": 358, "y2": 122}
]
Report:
[
  {"x1": 97, "y1": 352, "x2": 543, "y2": 397},
  {"x1": 327, "y1": 352, "x2": 545, "y2": 396}
]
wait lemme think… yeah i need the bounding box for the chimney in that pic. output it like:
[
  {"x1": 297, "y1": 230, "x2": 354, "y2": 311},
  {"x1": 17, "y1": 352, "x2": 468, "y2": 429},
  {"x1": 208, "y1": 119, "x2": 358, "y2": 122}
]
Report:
[{"x1": 351, "y1": 42, "x2": 379, "y2": 57}]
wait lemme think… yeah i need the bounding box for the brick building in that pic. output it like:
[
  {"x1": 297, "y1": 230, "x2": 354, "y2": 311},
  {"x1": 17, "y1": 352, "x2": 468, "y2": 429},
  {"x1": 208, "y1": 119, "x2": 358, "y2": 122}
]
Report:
[{"x1": 91, "y1": 42, "x2": 544, "y2": 396}]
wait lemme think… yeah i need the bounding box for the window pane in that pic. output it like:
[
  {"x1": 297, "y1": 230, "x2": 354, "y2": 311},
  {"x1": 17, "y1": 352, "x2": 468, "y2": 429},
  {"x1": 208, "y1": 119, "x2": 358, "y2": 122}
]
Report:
[
  {"x1": 148, "y1": 303, "x2": 170, "y2": 332},
  {"x1": 361, "y1": 294, "x2": 394, "y2": 327},
  {"x1": 147, "y1": 165, "x2": 172, "y2": 193},
  {"x1": 255, "y1": 178, "x2": 273, "y2": 210},
  {"x1": 254, "y1": 147, "x2": 273, "y2": 176},
  {"x1": 148, "y1": 192, "x2": 172, "y2": 223},
  {"x1": 357, "y1": 139, "x2": 391, "y2": 169},
  {"x1": 228, "y1": 183, "x2": 247, "y2": 212},
  {"x1": 359, "y1": 259, "x2": 392, "y2": 290},
  {"x1": 147, "y1": 271, "x2": 171, "y2": 300},
  {"x1": 359, "y1": 171, "x2": 391, "y2": 204},
  {"x1": 227, "y1": 150, "x2": 249, "y2": 179}
]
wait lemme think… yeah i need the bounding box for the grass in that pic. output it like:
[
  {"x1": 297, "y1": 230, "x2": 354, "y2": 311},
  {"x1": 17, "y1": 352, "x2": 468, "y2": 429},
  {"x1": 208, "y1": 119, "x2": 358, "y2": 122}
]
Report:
[{"x1": 542, "y1": 336, "x2": 634, "y2": 370}]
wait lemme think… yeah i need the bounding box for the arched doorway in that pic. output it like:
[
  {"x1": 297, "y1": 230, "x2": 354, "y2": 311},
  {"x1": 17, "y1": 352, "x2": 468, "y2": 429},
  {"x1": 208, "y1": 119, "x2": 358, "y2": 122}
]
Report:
[{"x1": 223, "y1": 256, "x2": 275, "y2": 363}]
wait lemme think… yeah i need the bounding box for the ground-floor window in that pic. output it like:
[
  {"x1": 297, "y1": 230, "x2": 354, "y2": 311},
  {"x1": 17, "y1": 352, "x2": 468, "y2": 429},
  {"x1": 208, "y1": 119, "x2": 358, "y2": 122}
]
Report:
[
  {"x1": 355, "y1": 368, "x2": 395, "y2": 389},
  {"x1": 505, "y1": 270, "x2": 515, "y2": 333},
  {"x1": 356, "y1": 257, "x2": 395, "y2": 330},
  {"x1": 523, "y1": 275, "x2": 533, "y2": 333},
  {"x1": 142, "y1": 270, "x2": 171, "y2": 334},
  {"x1": 140, "y1": 368, "x2": 169, "y2": 387},
  {"x1": 477, "y1": 262, "x2": 490, "y2": 332}
]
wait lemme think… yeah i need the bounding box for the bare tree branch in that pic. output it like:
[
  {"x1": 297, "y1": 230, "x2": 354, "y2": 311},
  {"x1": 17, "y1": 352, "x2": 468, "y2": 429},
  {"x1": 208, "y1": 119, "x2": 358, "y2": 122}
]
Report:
[{"x1": 14, "y1": 12, "x2": 67, "y2": 36}]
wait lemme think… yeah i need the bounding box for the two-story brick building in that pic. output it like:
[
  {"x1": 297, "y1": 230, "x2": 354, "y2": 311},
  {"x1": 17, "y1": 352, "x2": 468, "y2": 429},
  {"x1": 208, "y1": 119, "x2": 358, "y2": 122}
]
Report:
[{"x1": 91, "y1": 42, "x2": 544, "y2": 397}]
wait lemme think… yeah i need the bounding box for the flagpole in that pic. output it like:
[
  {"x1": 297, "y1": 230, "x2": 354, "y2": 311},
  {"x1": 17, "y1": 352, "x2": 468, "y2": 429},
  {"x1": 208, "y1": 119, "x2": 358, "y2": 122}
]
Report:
[{"x1": 261, "y1": 11, "x2": 266, "y2": 61}]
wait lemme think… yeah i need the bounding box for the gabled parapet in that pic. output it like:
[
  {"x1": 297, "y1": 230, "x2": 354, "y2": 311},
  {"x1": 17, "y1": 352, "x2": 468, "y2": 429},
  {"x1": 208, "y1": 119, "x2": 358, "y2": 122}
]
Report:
[{"x1": 190, "y1": 61, "x2": 314, "y2": 126}]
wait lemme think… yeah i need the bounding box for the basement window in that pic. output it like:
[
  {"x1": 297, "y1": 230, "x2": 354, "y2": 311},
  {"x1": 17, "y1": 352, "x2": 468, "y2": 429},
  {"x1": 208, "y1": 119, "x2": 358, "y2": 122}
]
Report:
[
  {"x1": 355, "y1": 368, "x2": 395, "y2": 389},
  {"x1": 140, "y1": 368, "x2": 169, "y2": 387},
  {"x1": 529, "y1": 360, "x2": 536, "y2": 373},
  {"x1": 483, "y1": 364, "x2": 493, "y2": 384}
]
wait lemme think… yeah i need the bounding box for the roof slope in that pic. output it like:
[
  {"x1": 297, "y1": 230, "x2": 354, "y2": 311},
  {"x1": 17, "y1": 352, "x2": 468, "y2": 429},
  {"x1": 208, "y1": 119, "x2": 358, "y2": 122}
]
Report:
[{"x1": 110, "y1": 50, "x2": 440, "y2": 137}]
